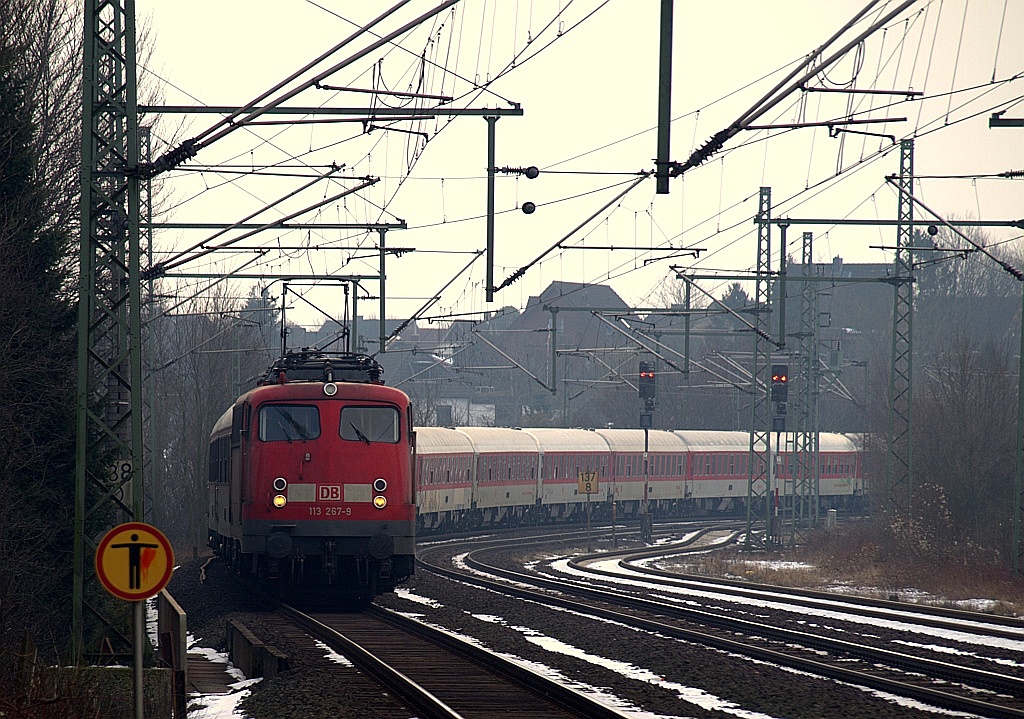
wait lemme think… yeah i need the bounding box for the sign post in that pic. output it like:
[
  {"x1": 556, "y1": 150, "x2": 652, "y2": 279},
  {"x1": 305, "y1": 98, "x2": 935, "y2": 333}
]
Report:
[
  {"x1": 95, "y1": 522, "x2": 174, "y2": 719},
  {"x1": 578, "y1": 471, "x2": 599, "y2": 550}
]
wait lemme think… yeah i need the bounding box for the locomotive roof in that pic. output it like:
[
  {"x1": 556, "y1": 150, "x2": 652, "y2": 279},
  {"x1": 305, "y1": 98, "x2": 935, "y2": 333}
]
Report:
[
  {"x1": 259, "y1": 350, "x2": 384, "y2": 386},
  {"x1": 211, "y1": 406, "x2": 233, "y2": 436},
  {"x1": 244, "y1": 381, "x2": 409, "y2": 403}
]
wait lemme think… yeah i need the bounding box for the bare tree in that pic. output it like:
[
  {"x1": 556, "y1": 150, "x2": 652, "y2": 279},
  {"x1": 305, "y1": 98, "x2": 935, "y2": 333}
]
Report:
[
  {"x1": 1, "y1": 0, "x2": 81, "y2": 280},
  {"x1": 909, "y1": 332, "x2": 1016, "y2": 564},
  {"x1": 0, "y1": 0, "x2": 83, "y2": 659},
  {"x1": 147, "y1": 283, "x2": 276, "y2": 551}
]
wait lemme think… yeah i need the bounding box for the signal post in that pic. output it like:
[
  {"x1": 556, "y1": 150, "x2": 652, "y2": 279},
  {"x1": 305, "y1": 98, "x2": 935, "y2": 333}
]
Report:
[
  {"x1": 95, "y1": 523, "x2": 174, "y2": 719},
  {"x1": 769, "y1": 364, "x2": 789, "y2": 546},
  {"x1": 639, "y1": 361, "x2": 656, "y2": 543}
]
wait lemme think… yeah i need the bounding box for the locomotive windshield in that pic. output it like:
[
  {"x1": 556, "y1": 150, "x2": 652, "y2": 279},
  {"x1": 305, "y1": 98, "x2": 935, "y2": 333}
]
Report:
[
  {"x1": 340, "y1": 406, "x2": 399, "y2": 444},
  {"x1": 259, "y1": 404, "x2": 321, "y2": 442}
]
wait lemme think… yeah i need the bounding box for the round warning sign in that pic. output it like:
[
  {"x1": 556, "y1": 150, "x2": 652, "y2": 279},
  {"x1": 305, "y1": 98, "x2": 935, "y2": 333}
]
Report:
[{"x1": 95, "y1": 522, "x2": 175, "y2": 601}]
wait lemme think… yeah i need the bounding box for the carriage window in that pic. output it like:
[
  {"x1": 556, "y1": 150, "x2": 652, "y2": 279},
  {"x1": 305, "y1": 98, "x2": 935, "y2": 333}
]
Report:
[
  {"x1": 259, "y1": 404, "x2": 320, "y2": 442},
  {"x1": 340, "y1": 406, "x2": 400, "y2": 443}
]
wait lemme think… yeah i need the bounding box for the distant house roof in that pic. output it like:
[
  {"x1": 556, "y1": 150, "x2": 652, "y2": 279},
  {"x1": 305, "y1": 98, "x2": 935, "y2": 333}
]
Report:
[{"x1": 516, "y1": 281, "x2": 631, "y2": 331}]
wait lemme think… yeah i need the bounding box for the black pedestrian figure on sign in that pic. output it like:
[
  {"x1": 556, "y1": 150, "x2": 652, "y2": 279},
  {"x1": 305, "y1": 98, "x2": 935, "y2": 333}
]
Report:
[{"x1": 111, "y1": 533, "x2": 159, "y2": 589}]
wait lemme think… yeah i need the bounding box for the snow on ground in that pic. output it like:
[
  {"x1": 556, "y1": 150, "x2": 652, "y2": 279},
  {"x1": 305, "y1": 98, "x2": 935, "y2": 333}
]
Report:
[
  {"x1": 163, "y1": 541, "x2": 1013, "y2": 719},
  {"x1": 396, "y1": 585, "x2": 987, "y2": 719},
  {"x1": 555, "y1": 557, "x2": 1024, "y2": 649},
  {"x1": 147, "y1": 596, "x2": 259, "y2": 718},
  {"x1": 439, "y1": 545, "x2": 1018, "y2": 716}
]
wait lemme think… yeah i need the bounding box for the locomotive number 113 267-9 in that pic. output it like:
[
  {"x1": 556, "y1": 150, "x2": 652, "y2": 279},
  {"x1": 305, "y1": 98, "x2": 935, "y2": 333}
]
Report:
[{"x1": 308, "y1": 505, "x2": 352, "y2": 516}]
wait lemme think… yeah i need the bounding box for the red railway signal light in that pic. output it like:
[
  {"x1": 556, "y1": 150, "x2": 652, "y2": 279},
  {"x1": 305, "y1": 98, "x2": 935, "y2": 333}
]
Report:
[
  {"x1": 639, "y1": 361, "x2": 656, "y2": 401},
  {"x1": 771, "y1": 364, "x2": 789, "y2": 402}
]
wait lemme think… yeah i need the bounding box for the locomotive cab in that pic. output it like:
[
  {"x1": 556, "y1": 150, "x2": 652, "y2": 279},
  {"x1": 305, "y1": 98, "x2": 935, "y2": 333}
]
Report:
[{"x1": 208, "y1": 351, "x2": 415, "y2": 606}]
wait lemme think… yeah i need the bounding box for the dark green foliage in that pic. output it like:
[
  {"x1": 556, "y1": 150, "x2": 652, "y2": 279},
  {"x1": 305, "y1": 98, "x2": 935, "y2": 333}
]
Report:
[{"x1": 0, "y1": 20, "x2": 79, "y2": 660}]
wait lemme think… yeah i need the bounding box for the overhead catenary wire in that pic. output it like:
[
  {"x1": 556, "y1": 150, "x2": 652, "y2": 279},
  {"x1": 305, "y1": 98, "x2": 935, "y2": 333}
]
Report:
[
  {"x1": 151, "y1": 165, "x2": 345, "y2": 273},
  {"x1": 496, "y1": 173, "x2": 653, "y2": 292},
  {"x1": 442, "y1": 1, "x2": 1016, "y2": 322},
  {"x1": 145, "y1": 0, "x2": 1024, "y2": 340},
  {"x1": 150, "y1": 3, "x2": 646, "y2": 328},
  {"x1": 148, "y1": 177, "x2": 380, "y2": 278},
  {"x1": 144, "y1": 0, "x2": 460, "y2": 178},
  {"x1": 679, "y1": 0, "x2": 917, "y2": 175},
  {"x1": 884, "y1": 176, "x2": 1024, "y2": 281},
  {"x1": 374, "y1": 248, "x2": 486, "y2": 354}
]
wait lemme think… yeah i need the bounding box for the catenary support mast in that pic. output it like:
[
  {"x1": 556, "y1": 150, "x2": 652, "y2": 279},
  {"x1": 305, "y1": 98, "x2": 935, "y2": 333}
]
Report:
[
  {"x1": 886, "y1": 139, "x2": 914, "y2": 514},
  {"x1": 74, "y1": 0, "x2": 144, "y2": 658},
  {"x1": 745, "y1": 188, "x2": 773, "y2": 548}
]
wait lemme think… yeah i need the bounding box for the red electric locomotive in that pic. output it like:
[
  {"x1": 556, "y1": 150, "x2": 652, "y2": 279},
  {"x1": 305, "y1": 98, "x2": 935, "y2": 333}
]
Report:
[{"x1": 208, "y1": 351, "x2": 415, "y2": 605}]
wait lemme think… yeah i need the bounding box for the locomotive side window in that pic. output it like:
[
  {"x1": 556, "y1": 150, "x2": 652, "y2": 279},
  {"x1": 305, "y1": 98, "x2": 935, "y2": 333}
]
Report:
[
  {"x1": 340, "y1": 406, "x2": 399, "y2": 443},
  {"x1": 231, "y1": 403, "x2": 249, "y2": 448},
  {"x1": 208, "y1": 436, "x2": 230, "y2": 483},
  {"x1": 259, "y1": 404, "x2": 321, "y2": 442}
]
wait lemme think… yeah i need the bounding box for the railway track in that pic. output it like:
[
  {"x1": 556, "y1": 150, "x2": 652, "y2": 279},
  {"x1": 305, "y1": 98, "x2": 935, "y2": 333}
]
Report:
[
  {"x1": 574, "y1": 537, "x2": 1024, "y2": 640},
  {"x1": 416, "y1": 530, "x2": 1024, "y2": 719},
  {"x1": 276, "y1": 602, "x2": 632, "y2": 719}
]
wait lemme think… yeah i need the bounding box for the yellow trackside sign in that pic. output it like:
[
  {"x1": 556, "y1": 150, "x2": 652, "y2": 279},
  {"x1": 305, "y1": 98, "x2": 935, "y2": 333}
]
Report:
[
  {"x1": 577, "y1": 471, "x2": 599, "y2": 495},
  {"x1": 95, "y1": 522, "x2": 174, "y2": 601}
]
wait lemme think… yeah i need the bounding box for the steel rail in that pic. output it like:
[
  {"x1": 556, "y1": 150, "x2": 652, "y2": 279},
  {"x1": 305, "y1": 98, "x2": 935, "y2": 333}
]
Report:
[
  {"x1": 366, "y1": 605, "x2": 633, "y2": 719},
  {"x1": 278, "y1": 603, "x2": 465, "y2": 719},
  {"x1": 417, "y1": 548, "x2": 1024, "y2": 719},
  {"x1": 597, "y1": 552, "x2": 1024, "y2": 639},
  {"x1": 477, "y1": 553, "x2": 1024, "y2": 697}
]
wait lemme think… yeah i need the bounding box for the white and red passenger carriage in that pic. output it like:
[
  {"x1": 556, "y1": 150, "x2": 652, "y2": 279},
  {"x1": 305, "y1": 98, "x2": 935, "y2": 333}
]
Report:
[{"x1": 412, "y1": 427, "x2": 862, "y2": 532}]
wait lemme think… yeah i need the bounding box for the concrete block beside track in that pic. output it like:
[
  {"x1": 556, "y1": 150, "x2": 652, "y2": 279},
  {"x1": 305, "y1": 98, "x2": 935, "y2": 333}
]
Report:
[{"x1": 226, "y1": 620, "x2": 289, "y2": 679}]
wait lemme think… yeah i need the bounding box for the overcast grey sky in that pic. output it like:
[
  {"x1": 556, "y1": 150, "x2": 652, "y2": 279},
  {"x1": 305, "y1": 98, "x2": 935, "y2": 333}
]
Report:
[{"x1": 137, "y1": 0, "x2": 1024, "y2": 331}]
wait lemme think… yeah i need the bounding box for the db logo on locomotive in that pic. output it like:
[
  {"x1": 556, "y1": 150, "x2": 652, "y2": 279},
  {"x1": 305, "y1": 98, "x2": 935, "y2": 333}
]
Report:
[{"x1": 317, "y1": 485, "x2": 342, "y2": 501}]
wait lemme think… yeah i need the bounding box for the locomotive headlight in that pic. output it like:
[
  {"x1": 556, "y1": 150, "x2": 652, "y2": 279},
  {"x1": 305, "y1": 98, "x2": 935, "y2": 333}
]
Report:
[
  {"x1": 323, "y1": 382, "x2": 338, "y2": 396},
  {"x1": 273, "y1": 477, "x2": 288, "y2": 492},
  {"x1": 273, "y1": 494, "x2": 287, "y2": 508},
  {"x1": 373, "y1": 478, "x2": 387, "y2": 492},
  {"x1": 373, "y1": 495, "x2": 387, "y2": 509}
]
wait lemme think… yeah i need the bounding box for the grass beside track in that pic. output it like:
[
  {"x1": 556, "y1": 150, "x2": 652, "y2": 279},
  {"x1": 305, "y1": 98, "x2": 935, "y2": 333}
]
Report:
[{"x1": 666, "y1": 524, "x2": 1024, "y2": 617}]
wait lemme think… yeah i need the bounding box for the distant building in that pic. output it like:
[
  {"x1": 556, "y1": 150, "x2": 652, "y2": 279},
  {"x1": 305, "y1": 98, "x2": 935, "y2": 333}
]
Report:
[{"x1": 280, "y1": 259, "x2": 1015, "y2": 433}]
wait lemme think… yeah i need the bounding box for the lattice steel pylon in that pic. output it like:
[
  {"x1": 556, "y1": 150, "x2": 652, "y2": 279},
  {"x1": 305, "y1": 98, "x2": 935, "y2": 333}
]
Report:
[
  {"x1": 788, "y1": 231, "x2": 820, "y2": 547},
  {"x1": 745, "y1": 188, "x2": 773, "y2": 549},
  {"x1": 73, "y1": 0, "x2": 144, "y2": 659},
  {"x1": 141, "y1": 125, "x2": 158, "y2": 527},
  {"x1": 885, "y1": 139, "x2": 914, "y2": 515}
]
